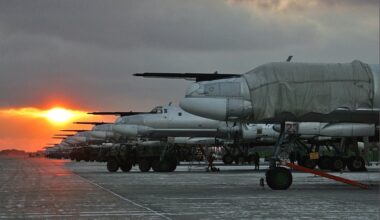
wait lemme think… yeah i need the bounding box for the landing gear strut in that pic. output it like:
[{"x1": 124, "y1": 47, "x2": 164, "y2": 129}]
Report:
[{"x1": 266, "y1": 124, "x2": 293, "y2": 190}]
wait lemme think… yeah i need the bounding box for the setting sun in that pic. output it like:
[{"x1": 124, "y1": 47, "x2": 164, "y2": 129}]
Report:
[
  {"x1": 0, "y1": 106, "x2": 91, "y2": 126},
  {"x1": 44, "y1": 108, "x2": 75, "y2": 124}
]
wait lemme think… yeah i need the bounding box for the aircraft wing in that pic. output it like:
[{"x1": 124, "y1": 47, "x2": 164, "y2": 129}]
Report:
[
  {"x1": 73, "y1": 122, "x2": 110, "y2": 125},
  {"x1": 133, "y1": 72, "x2": 240, "y2": 82},
  {"x1": 88, "y1": 112, "x2": 150, "y2": 116},
  {"x1": 53, "y1": 134, "x2": 74, "y2": 137}
]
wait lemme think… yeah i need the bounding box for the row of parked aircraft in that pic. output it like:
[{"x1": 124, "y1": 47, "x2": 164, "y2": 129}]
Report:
[{"x1": 46, "y1": 58, "x2": 379, "y2": 190}]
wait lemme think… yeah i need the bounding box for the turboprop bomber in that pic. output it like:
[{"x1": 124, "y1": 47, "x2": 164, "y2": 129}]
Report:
[
  {"x1": 89, "y1": 104, "x2": 282, "y2": 144},
  {"x1": 135, "y1": 60, "x2": 380, "y2": 189}
]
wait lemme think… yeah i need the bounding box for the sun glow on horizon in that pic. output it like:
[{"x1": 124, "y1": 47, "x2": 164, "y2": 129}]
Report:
[
  {"x1": 0, "y1": 106, "x2": 89, "y2": 125},
  {"x1": 44, "y1": 107, "x2": 77, "y2": 124}
]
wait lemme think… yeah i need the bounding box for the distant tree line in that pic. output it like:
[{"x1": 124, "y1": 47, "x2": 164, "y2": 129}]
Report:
[{"x1": 0, "y1": 149, "x2": 26, "y2": 156}]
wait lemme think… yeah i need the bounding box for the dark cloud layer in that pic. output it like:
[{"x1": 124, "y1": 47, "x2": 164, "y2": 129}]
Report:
[{"x1": 0, "y1": 0, "x2": 378, "y2": 111}]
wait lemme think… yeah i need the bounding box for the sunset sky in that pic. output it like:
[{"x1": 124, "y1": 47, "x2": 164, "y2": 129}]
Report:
[{"x1": 0, "y1": 0, "x2": 379, "y2": 151}]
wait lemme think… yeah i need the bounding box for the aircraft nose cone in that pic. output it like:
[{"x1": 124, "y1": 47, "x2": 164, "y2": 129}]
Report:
[
  {"x1": 112, "y1": 124, "x2": 138, "y2": 136},
  {"x1": 90, "y1": 131, "x2": 114, "y2": 139},
  {"x1": 180, "y1": 97, "x2": 227, "y2": 121},
  {"x1": 70, "y1": 136, "x2": 87, "y2": 143}
]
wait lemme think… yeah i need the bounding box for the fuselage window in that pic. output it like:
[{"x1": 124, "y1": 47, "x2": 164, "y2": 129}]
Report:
[
  {"x1": 178, "y1": 112, "x2": 182, "y2": 116},
  {"x1": 164, "y1": 109, "x2": 168, "y2": 113}
]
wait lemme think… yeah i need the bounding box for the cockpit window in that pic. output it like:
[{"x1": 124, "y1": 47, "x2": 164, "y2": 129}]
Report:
[
  {"x1": 115, "y1": 117, "x2": 123, "y2": 124},
  {"x1": 150, "y1": 106, "x2": 163, "y2": 114}
]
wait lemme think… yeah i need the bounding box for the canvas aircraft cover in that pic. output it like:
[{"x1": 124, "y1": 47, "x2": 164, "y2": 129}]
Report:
[{"x1": 243, "y1": 60, "x2": 374, "y2": 121}]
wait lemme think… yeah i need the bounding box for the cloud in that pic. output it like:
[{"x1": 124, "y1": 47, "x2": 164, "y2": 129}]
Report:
[
  {"x1": 0, "y1": 0, "x2": 325, "y2": 53},
  {"x1": 228, "y1": 0, "x2": 379, "y2": 12},
  {"x1": 0, "y1": 0, "x2": 378, "y2": 150},
  {"x1": 0, "y1": 1, "x2": 377, "y2": 110}
]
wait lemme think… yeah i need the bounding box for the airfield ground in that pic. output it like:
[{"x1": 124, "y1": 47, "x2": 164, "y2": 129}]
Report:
[{"x1": 0, "y1": 156, "x2": 379, "y2": 219}]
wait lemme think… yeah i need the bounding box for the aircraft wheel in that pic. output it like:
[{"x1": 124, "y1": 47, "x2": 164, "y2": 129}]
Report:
[
  {"x1": 107, "y1": 159, "x2": 119, "y2": 172},
  {"x1": 139, "y1": 159, "x2": 151, "y2": 172},
  {"x1": 329, "y1": 156, "x2": 346, "y2": 171},
  {"x1": 347, "y1": 156, "x2": 365, "y2": 172},
  {"x1": 168, "y1": 160, "x2": 177, "y2": 172},
  {"x1": 317, "y1": 156, "x2": 330, "y2": 170},
  {"x1": 151, "y1": 159, "x2": 161, "y2": 172},
  {"x1": 160, "y1": 159, "x2": 176, "y2": 172},
  {"x1": 248, "y1": 155, "x2": 255, "y2": 164},
  {"x1": 266, "y1": 167, "x2": 292, "y2": 190},
  {"x1": 120, "y1": 162, "x2": 133, "y2": 172},
  {"x1": 235, "y1": 156, "x2": 246, "y2": 165},
  {"x1": 222, "y1": 154, "x2": 234, "y2": 165}
]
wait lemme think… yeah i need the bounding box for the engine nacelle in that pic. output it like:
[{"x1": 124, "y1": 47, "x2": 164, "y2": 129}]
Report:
[
  {"x1": 286, "y1": 122, "x2": 375, "y2": 137},
  {"x1": 241, "y1": 124, "x2": 278, "y2": 142}
]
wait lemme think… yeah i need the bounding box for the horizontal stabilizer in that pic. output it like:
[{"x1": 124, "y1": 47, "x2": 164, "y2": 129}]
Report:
[
  {"x1": 88, "y1": 112, "x2": 149, "y2": 116},
  {"x1": 134, "y1": 72, "x2": 240, "y2": 82}
]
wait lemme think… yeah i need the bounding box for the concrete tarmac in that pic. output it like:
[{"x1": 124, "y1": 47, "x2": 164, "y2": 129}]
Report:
[{"x1": 0, "y1": 156, "x2": 379, "y2": 219}]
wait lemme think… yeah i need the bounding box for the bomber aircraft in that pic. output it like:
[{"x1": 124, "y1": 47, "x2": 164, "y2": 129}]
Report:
[{"x1": 135, "y1": 59, "x2": 380, "y2": 189}]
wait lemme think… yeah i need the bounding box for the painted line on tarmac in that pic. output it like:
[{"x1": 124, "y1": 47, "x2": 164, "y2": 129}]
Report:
[{"x1": 74, "y1": 173, "x2": 172, "y2": 220}]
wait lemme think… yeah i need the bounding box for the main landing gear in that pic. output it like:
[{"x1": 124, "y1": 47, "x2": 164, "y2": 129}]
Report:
[
  {"x1": 266, "y1": 126, "x2": 293, "y2": 190},
  {"x1": 265, "y1": 122, "x2": 370, "y2": 190}
]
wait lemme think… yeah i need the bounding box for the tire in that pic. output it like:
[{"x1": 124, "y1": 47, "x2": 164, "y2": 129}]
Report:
[
  {"x1": 235, "y1": 156, "x2": 245, "y2": 165},
  {"x1": 347, "y1": 156, "x2": 365, "y2": 172},
  {"x1": 151, "y1": 159, "x2": 161, "y2": 172},
  {"x1": 168, "y1": 160, "x2": 177, "y2": 172},
  {"x1": 139, "y1": 159, "x2": 151, "y2": 172},
  {"x1": 266, "y1": 167, "x2": 293, "y2": 190},
  {"x1": 329, "y1": 156, "x2": 346, "y2": 171},
  {"x1": 107, "y1": 159, "x2": 119, "y2": 172},
  {"x1": 248, "y1": 155, "x2": 255, "y2": 164},
  {"x1": 222, "y1": 154, "x2": 234, "y2": 165},
  {"x1": 160, "y1": 160, "x2": 174, "y2": 172},
  {"x1": 317, "y1": 156, "x2": 330, "y2": 170},
  {"x1": 120, "y1": 162, "x2": 133, "y2": 172}
]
